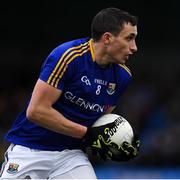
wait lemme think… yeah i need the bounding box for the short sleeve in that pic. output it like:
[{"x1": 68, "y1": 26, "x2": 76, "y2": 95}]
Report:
[
  {"x1": 39, "y1": 46, "x2": 74, "y2": 91},
  {"x1": 111, "y1": 65, "x2": 132, "y2": 106}
]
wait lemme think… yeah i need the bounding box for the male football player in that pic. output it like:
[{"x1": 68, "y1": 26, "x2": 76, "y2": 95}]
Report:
[{"x1": 0, "y1": 7, "x2": 140, "y2": 179}]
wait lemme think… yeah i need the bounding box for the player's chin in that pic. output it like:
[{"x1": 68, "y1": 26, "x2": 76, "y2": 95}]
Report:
[
  {"x1": 114, "y1": 56, "x2": 127, "y2": 64},
  {"x1": 121, "y1": 56, "x2": 129, "y2": 64},
  {"x1": 117, "y1": 59, "x2": 126, "y2": 65}
]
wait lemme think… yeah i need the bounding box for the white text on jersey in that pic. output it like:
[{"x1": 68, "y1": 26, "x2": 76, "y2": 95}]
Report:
[{"x1": 64, "y1": 91, "x2": 108, "y2": 112}]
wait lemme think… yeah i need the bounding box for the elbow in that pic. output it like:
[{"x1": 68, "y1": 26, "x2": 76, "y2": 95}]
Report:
[{"x1": 26, "y1": 106, "x2": 39, "y2": 122}]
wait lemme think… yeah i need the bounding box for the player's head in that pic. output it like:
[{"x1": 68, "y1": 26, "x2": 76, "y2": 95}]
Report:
[
  {"x1": 91, "y1": 7, "x2": 138, "y2": 64},
  {"x1": 91, "y1": 7, "x2": 138, "y2": 41}
]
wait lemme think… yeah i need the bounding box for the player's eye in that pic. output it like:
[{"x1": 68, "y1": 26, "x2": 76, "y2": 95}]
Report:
[
  {"x1": 126, "y1": 34, "x2": 136, "y2": 41},
  {"x1": 126, "y1": 36, "x2": 134, "y2": 41}
]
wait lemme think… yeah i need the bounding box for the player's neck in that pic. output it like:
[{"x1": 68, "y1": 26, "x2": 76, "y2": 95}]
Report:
[{"x1": 91, "y1": 39, "x2": 112, "y2": 67}]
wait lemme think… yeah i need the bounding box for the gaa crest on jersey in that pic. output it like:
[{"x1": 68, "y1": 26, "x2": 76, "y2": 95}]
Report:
[
  {"x1": 106, "y1": 83, "x2": 116, "y2": 95},
  {"x1": 7, "y1": 163, "x2": 19, "y2": 174}
]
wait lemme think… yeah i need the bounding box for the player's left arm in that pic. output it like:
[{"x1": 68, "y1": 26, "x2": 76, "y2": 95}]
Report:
[{"x1": 104, "y1": 106, "x2": 116, "y2": 114}]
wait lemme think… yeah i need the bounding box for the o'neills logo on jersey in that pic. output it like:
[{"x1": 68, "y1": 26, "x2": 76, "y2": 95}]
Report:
[
  {"x1": 106, "y1": 83, "x2": 116, "y2": 95},
  {"x1": 64, "y1": 91, "x2": 109, "y2": 112}
]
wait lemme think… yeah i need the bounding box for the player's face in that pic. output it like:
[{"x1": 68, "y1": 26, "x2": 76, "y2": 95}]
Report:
[{"x1": 106, "y1": 23, "x2": 137, "y2": 64}]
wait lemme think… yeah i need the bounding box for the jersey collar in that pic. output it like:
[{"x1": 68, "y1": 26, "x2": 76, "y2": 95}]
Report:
[{"x1": 89, "y1": 39, "x2": 95, "y2": 62}]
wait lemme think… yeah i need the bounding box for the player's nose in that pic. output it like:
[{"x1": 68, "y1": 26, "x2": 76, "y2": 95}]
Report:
[{"x1": 130, "y1": 41, "x2": 137, "y2": 54}]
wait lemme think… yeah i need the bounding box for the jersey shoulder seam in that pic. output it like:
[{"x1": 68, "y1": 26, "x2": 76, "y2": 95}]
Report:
[{"x1": 118, "y1": 64, "x2": 132, "y2": 76}]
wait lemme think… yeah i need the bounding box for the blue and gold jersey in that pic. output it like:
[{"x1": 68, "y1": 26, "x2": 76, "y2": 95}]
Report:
[{"x1": 5, "y1": 38, "x2": 132, "y2": 151}]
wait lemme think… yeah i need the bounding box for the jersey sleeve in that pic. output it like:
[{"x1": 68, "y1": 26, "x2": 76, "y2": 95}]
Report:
[
  {"x1": 118, "y1": 64, "x2": 132, "y2": 94},
  {"x1": 39, "y1": 45, "x2": 75, "y2": 91},
  {"x1": 119, "y1": 75, "x2": 132, "y2": 94},
  {"x1": 112, "y1": 65, "x2": 132, "y2": 106}
]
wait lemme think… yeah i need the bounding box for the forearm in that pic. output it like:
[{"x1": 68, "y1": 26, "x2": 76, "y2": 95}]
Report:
[
  {"x1": 104, "y1": 106, "x2": 116, "y2": 114},
  {"x1": 26, "y1": 106, "x2": 87, "y2": 139}
]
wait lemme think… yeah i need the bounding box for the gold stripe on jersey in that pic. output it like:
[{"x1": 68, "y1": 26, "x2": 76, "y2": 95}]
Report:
[
  {"x1": 51, "y1": 44, "x2": 89, "y2": 87},
  {"x1": 89, "y1": 39, "x2": 95, "y2": 61},
  {"x1": 54, "y1": 47, "x2": 90, "y2": 88},
  {"x1": 119, "y1": 64, "x2": 132, "y2": 76},
  {"x1": 47, "y1": 41, "x2": 89, "y2": 85}
]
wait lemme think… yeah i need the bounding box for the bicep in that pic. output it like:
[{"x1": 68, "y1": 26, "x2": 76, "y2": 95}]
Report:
[{"x1": 29, "y1": 79, "x2": 62, "y2": 108}]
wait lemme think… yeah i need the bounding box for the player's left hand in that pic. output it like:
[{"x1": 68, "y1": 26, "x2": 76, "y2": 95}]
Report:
[{"x1": 107, "y1": 134, "x2": 140, "y2": 161}]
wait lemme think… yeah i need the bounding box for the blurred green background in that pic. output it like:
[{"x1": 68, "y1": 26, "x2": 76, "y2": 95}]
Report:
[{"x1": 1, "y1": 0, "x2": 180, "y2": 178}]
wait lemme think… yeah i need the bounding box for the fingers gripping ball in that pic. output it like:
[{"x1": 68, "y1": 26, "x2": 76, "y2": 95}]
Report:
[
  {"x1": 83, "y1": 114, "x2": 139, "y2": 161},
  {"x1": 90, "y1": 114, "x2": 140, "y2": 161}
]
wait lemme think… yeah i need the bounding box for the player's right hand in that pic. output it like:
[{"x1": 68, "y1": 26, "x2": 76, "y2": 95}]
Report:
[{"x1": 82, "y1": 122, "x2": 116, "y2": 160}]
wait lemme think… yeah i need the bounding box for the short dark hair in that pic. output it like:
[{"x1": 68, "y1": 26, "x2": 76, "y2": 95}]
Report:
[{"x1": 91, "y1": 7, "x2": 138, "y2": 41}]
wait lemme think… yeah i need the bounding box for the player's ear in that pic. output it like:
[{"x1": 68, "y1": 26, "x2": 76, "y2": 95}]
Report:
[{"x1": 102, "y1": 32, "x2": 113, "y2": 46}]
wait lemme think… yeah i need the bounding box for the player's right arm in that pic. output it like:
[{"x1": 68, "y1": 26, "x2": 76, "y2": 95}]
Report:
[
  {"x1": 26, "y1": 79, "x2": 87, "y2": 139},
  {"x1": 26, "y1": 41, "x2": 100, "y2": 140}
]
